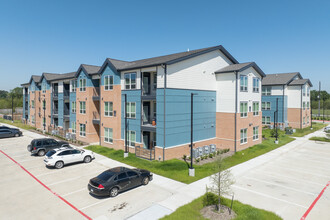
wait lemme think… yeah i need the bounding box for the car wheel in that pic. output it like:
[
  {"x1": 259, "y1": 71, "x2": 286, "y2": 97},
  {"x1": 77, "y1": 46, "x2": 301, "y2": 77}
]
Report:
[
  {"x1": 142, "y1": 177, "x2": 149, "y2": 185},
  {"x1": 27, "y1": 146, "x2": 32, "y2": 151},
  {"x1": 38, "y1": 150, "x2": 45, "y2": 156},
  {"x1": 55, "y1": 161, "x2": 64, "y2": 169},
  {"x1": 15, "y1": 133, "x2": 19, "y2": 137},
  {"x1": 84, "y1": 156, "x2": 91, "y2": 163},
  {"x1": 110, "y1": 187, "x2": 119, "y2": 197}
]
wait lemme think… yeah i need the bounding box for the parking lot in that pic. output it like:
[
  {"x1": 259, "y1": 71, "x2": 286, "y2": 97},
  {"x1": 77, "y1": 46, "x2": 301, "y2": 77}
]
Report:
[
  {"x1": 228, "y1": 134, "x2": 330, "y2": 220},
  {"x1": 0, "y1": 129, "x2": 185, "y2": 220}
]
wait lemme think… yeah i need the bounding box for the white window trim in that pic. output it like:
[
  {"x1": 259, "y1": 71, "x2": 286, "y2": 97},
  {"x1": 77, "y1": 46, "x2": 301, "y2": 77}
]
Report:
[
  {"x1": 240, "y1": 128, "x2": 248, "y2": 145},
  {"x1": 79, "y1": 124, "x2": 86, "y2": 137},
  {"x1": 104, "y1": 127, "x2": 113, "y2": 144},
  {"x1": 104, "y1": 75, "x2": 114, "y2": 91},
  {"x1": 253, "y1": 102, "x2": 259, "y2": 116},
  {"x1": 126, "y1": 102, "x2": 136, "y2": 119},
  {"x1": 79, "y1": 78, "x2": 86, "y2": 92},
  {"x1": 253, "y1": 126, "x2": 259, "y2": 141},
  {"x1": 124, "y1": 73, "x2": 137, "y2": 90},
  {"x1": 104, "y1": 102, "x2": 113, "y2": 117},
  {"x1": 262, "y1": 102, "x2": 271, "y2": 110},
  {"x1": 72, "y1": 101, "x2": 76, "y2": 113},
  {"x1": 80, "y1": 101, "x2": 86, "y2": 114},
  {"x1": 127, "y1": 130, "x2": 136, "y2": 147},
  {"x1": 262, "y1": 86, "x2": 271, "y2": 96},
  {"x1": 240, "y1": 75, "x2": 248, "y2": 92},
  {"x1": 262, "y1": 116, "x2": 271, "y2": 125},
  {"x1": 240, "y1": 102, "x2": 248, "y2": 118},
  {"x1": 71, "y1": 122, "x2": 76, "y2": 133},
  {"x1": 253, "y1": 78, "x2": 260, "y2": 93}
]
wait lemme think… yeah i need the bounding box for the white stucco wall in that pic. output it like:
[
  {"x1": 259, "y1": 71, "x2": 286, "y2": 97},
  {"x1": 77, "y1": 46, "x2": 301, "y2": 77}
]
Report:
[{"x1": 287, "y1": 85, "x2": 302, "y2": 108}]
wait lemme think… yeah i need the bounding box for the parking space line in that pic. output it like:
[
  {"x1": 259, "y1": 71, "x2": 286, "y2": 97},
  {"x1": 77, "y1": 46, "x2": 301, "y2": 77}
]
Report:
[
  {"x1": 80, "y1": 197, "x2": 112, "y2": 211},
  {"x1": 0, "y1": 149, "x2": 92, "y2": 220},
  {"x1": 242, "y1": 176, "x2": 317, "y2": 196},
  {"x1": 47, "y1": 170, "x2": 100, "y2": 187},
  {"x1": 232, "y1": 185, "x2": 308, "y2": 208},
  {"x1": 271, "y1": 165, "x2": 330, "y2": 179},
  {"x1": 301, "y1": 181, "x2": 330, "y2": 220},
  {"x1": 36, "y1": 163, "x2": 90, "y2": 177},
  {"x1": 62, "y1": 188, "x2": 86, "y2": 197},
  {"x1": 18, "y1": 157, "x2": 43, "y2": 163},
  {"x1": 250, "y1": 170, "x2": 324, "y2": 187}
]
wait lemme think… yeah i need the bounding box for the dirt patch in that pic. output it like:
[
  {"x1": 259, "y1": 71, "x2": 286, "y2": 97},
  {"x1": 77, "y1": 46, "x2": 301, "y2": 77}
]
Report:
[{"x1": 201, "y1": 205, "x2": 236, "y2": 220}]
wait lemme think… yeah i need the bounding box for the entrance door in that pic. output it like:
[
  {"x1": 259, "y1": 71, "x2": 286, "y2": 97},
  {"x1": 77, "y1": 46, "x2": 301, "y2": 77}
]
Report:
[
  {"x1": 143, "y1": 73, "x2": 150, "y2": 95},
  {"x1": 143, "y1": 102, "x2": 150, "y2": 124},
  {"x1": 143, "y1": 132, "x2": 150, "y2": 149}
]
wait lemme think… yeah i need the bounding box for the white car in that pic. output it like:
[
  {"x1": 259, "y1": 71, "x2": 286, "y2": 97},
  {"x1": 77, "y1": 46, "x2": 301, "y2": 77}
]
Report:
[
  {"x1": 44, "y1": 147, "x2": 95, "y2": 169},
  {"x1": 324, "y1": 126, "x2": 330, "y2": 132}
]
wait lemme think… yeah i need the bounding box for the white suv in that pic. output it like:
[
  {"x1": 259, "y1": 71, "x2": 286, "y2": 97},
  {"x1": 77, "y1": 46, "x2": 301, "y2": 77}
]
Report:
[{"x1": 44, "y1": 147, "x2": 95, "y2": 169}]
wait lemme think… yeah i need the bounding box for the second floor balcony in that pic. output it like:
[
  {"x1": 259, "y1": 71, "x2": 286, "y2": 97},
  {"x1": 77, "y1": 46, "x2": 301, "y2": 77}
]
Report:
[
  {"x1": 92, "y1": 111, "x2": 100, "y2": 124},
  {"x1": 92, "y1": 87, "x2": 100, "y2": 101}
]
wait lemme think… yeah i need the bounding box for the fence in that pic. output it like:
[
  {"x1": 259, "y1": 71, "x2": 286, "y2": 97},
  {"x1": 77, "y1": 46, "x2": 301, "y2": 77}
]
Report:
[
  {"x1": 135, "y1": 146, "x2": 155, "y2": 160},
  {"x1": 0, "y1": 108, "x2": 23, "y2": 114}
]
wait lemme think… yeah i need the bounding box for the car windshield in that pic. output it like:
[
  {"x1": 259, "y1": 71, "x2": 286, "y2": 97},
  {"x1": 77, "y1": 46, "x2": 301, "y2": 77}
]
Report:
[
  {"x1": 97, "y1": 171, "x2": 115, "y2": 181},
  {"x1": 46, "y1": 150, "x2": 56, "y2": 157}
]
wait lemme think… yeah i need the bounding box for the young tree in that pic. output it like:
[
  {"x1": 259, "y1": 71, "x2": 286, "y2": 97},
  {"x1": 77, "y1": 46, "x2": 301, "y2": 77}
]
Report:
[{"x1": 208, "y1": 156, "x2": 235, "y2": 212}]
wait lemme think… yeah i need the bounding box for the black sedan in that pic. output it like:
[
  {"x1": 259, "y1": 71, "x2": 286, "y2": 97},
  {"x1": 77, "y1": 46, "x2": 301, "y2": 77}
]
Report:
[
  {"x1": 88, "y1": 167, "x2": 153, "y2": 197},
  {"x1": 0, "y1": 128, "x2": 22, "y2": 138}
]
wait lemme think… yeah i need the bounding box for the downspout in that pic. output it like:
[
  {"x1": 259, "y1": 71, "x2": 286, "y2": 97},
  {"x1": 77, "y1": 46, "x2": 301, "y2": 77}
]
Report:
[
  {"x1": 300, "y1": 85, "x2": 303, "y2": 129},
  {"x1": 234, "y1": 71, "x2": 238, "y2": 153},
  {"x1": 282, "y1": 85, "x2": 285, "y2": 126},
  {"x1": 99, "y1": 76, "x2": 101, "y2": 146},
  {"x1": 163, "y1": 64, "x2": 167, "y2": 161}
]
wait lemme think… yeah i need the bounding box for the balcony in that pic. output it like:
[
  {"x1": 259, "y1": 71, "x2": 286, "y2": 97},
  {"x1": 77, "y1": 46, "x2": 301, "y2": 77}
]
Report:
[
  {"x1": 141, "y1": 101, "x2": 156, "y2": 132},
  {"x1": 63, "y1": 90, "x2": 70, "y2": 100},
  {"x1": 142, "y1": 72, "x2": 156, "y2": 100},
  {"x1": 92, "y1": 87, "x2": 100, "y2": 101},
  {"x1": 92, "y1": 111, "x2": 100, "y2": 124},
  {"x1": 52, "y1": 92, "x2": 58, "y2": 100}
]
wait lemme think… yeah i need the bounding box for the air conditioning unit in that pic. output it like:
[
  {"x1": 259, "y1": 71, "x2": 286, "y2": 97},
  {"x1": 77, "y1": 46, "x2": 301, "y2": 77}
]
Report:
[
  {"x1": 71, "y1": 134, "x2": 76, "y2": 140},
  {"x1": 204, "y1": 145, "x2": 209, "y2": 155},
  {"x1": 66, "y1": 133, "x2": 71, "y2": 139},
  {"x1": 210, "y1": 144, "x2": 216, "y2": 153},
  {"x1": 193, "y1": 149, "x2": 199, "y2": 158},
  {"x1": 198, "y1": 147, "x2": 203, "y2": 156}
]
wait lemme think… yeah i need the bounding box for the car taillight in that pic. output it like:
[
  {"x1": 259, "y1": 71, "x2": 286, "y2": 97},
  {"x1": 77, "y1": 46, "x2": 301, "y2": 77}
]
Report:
[
  {"x1": 34, "y1": 147, "x2": 36, "y2": 150},
  {"x1": 98, "y1": 184, "x2": 104, "y2": 189}
]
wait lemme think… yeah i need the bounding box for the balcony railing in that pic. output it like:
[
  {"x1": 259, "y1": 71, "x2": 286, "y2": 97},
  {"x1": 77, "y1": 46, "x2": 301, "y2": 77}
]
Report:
[
  {"x1": 142, "y1": 84, "x2": 156, "y2": 97},
  {"x1": 93, "y1": 87, "x2": 100, "y2": 97},
  {"x1": 64, "y1": 90, "x2": 70, "y2": 98},
  {"x1": 92, "y1": 111, "x2": 100, "y2": 124},
  {"x1": 53, "y1": 109, "x2": 58, "y2": 115}
]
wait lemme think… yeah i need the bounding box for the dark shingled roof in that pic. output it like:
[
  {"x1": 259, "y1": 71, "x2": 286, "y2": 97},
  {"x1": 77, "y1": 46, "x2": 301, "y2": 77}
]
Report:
[
  {"x1": 32, "y1": 75, "x2": 41, "y2": 83},
  {"x1": 289, "y1": 79, "x2": 313, "y2": 87},
  {"x1": 262, "y1": 72, "x2": 301, "y2": 86},
  {"x1": 81, "y1": 64, "x2": 101, "y2": 75},
  {"x1": 102, "y1": 45, "x2": 239, "y2": 72},
  {"x1": 42, "y1": 72, "x2": 76, "y2": 81},
  {"x1": 214, "y1": 62, "x2": 266, "y2": 77}
]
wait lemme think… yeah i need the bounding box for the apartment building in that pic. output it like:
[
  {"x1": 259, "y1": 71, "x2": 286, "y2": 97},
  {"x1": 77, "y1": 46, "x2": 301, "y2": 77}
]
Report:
[
  {"x1": 22, "y1": 45, "x2": 265, "y2": 160},
  {"x1": 261, "y1": 72, "x2": 312, "y2": 129}
]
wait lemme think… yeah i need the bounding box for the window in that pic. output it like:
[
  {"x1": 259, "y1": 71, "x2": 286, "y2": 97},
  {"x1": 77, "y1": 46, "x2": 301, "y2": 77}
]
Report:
[
  {"x1": 307, "y1": 87, "x2": 310, "y2": 97},
  {"x1": 80, "y1": 101, "x2": 86, "y2": 114},
  {"x1": 80, "y1": 124, "x2": 86, "y2": 137},
  {"x1": 31, "y1": 115, "x2": 35, "y2": 123},
  {"x1": 104, "y1": 75, "x2": 113, "y2": 90},
  {"x1": 127, "y1": 171, "x2": 138, "y2": 178},
  {"x1": 71, "y1": 122, "x2": 76, "y2": 133},
  {"x1": 31, "y1": 85, "x2": 35, "y2": 93},
  {"x1": 240, "y1": 75, "x2": 248, "y2": 92},
  {"x1": 253, "y1": 126, "x2": 259, "y2": 140},
  {"x1": 253, "y1": 78, "x2": 260, "y2": 93},
  {"x1": 262, "y1": 86, "x2": 271, "y2": 96},
  {"x1": 42, "y1": 100, "x2": 46, "y2": 110},
  {"x1": 153, "y1": 73, "x2": 157, "y2": 89},
  {"x1": 303, "y1": 86, "x2": 306, "y2": 96},
  {"x1": 71, "y1": 80, "x2": 77, "y2": 92},
  {"x1": 240, "y1": 102, "x2": 248, "y2": 117},
  {"x1": 31, "y1": 100, "x2": 35, "y2": 108},
  {"x1": 307, "y1": 101, "x2": 310, "y2": 109},
  {"x1": 303, "y1": 102, "x2": 306, "y2": 110},
  {"x1": 126, "y1": 102, "x2": 136, "y2": 118},
  {"x1": 104, "y1": 102, "x2": 113, "y2": 117},
  {"x1": 240, "y1": 128, "x2": 247, "y2": 144},
  {"x1": 262, "y1": 102, "x2": 271, "y2": 110},
  {"x1": 104, "y1": 127, "x2": 113, "y2": 143},
  {"x1": 303, "y1": 117, "x2": 306, "y2": 125},
  {"x1": 117, "y1": 172, "x2": 127, "y2": 180},
  {"x1": 79, "y1": 78, "x2": 86, "y2": 92},
  {"x1": 42, "y1": 82, "x2": 46, "y2": 93},
  {"x1": 58, "y1": 150, "x2": 71, "y2": 156},
  {"x1": 253, "y1": 102, "x2": 259, "y2": 116},
  {"x1": 307, "y1": 116, "x2": 310, "y2": 124},
  {"x1": 153, "y1": 102, "x2": 157, "y2": 119},
  {"x1": 262, "y1": 116, "x2": 271, "y2": 125},
  {"x1": 72, "y1": 101, "x2": 76, "y2": 113},
  {"x1": 126, "y1": 130, "x2": 136, "y2": 147},
  {"x1": 124, "y1": 73, "x2": 136, "y2": 89}
]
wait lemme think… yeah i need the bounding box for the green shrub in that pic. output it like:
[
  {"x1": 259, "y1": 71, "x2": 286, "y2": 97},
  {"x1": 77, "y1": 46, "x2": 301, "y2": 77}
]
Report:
[
  {"x1": 209, "y1": 153, "x2": 213, "y2": 158},
  {"x1": 182, "y1": 155, "x2": 187, "y2": 160},
  {"x1": 202, "y1": 192, "x2": 218, "y2": 207}
]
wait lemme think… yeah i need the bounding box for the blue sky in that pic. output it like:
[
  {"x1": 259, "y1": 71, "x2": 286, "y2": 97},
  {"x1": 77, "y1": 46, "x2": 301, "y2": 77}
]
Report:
[{"x1": 0, "y1": 0, "x2": 329, "y2": 92}]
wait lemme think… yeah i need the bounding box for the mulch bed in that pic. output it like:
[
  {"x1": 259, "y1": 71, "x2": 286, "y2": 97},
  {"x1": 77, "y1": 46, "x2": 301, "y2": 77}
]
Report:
[{"x1": 201, "y1": 205, "x2": 236, "y2": 220}]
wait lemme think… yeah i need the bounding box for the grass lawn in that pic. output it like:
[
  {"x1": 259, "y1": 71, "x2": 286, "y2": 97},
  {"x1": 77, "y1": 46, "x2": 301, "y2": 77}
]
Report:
[
  {"x1": 309, "y1": 136, "x2": 330, "y2": 142},
  {"x1": 290, "y1": 122, "x2": 327, "y2": 137},
  {"x1": 160, "y1": 193, "x2": 282, "y2": 220},
  {"x1": 86, "y1": 129, "x2": 294, "y2": 184},
  {"x1": 0, "y1": 118, "x2": 36, "y2": 131}
]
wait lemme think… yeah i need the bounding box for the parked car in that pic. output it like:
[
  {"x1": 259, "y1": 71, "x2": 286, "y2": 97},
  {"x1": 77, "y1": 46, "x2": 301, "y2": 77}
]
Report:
[
  {"x1": 0, "y1": 128, "x2": 22, "y2": 138},
  {"x1": 27, "y1": 138, "x2": 70, "y2": 156},
  {"x1": 324, "y1": 126, "x2": 330, "y2": 132},
  {"x1": 88, "y1": 167, "x2": 153, "y2": 197},
  {"x1": 44, "y1": 147, "x2": 95, "y2": 169}
]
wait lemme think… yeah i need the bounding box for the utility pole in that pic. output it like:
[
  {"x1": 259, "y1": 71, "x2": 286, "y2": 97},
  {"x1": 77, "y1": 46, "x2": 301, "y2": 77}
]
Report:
[
  {"x1": 318, "y1": 81, "x2": 321, "y2": 117},
  {"x1": 123, "y1": 94, "x2": 128, "y2": 158},
  {"x1": 11, "y1": 94, "x2": 14, "y2": 123},
  {"x1": 275, "y1": 98, "x2": 279, "y2": 144}
]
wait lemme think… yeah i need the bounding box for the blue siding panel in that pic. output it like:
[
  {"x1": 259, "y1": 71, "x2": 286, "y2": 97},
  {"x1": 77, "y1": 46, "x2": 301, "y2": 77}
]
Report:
[
  {"x1": 157, "y1": 89, "x2": 216, "y2": 148},
  {"x1": 262, "y1": 95, "x2": 288, "y2": 123},
  {"x1": 121, "y1": 90, "x2": 141, "y2": 143},
  {"x1": 100, "y1": 65, "x2": 121, "y2": 85},
  {"x1": 77, "y1": 70, "x2": 94, "y2": 87}
]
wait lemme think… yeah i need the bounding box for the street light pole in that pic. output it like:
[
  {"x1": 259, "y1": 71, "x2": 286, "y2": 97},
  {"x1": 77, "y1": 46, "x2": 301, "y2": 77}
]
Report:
[
  {"x1": 43, "y1": 95, "x2": 46, "y2": 133},
  {"x1": 275, "y1": 98, "x2": 279, "y2": 144},
  {"x1": 11, "y1": 94, "x2": 14, "y2": 123},
  {"x1": 189, "y1": 93, "x2": 197, "y2": 177}
]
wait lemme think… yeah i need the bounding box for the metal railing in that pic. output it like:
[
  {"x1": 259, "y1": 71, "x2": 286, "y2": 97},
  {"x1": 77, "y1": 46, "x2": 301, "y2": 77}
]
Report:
[
  {"x1": 135, "y1": 146, "x2": 155, "y2": 160},
  {"x1": 93, "y1": 87, "x2": 100, "y2": 97},
  {"x1": 93, "y1": 111, "x2": 100, "y2": 120}
]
